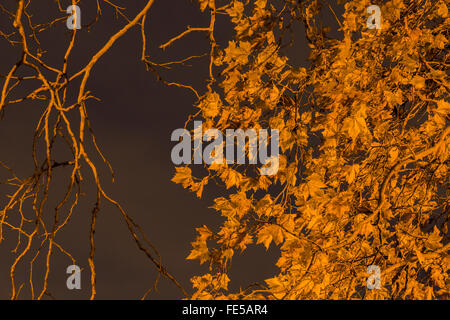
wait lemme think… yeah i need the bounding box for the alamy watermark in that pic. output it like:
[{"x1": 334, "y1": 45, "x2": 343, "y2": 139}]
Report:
[
  {"x1": 66, "y1": 265, "x2": 81, "y2": 290},
  {"x1": 170, "y1": 121, "x2": 280, "y2": 175},
  {"x1": 66, "y1": 5, "x2": 81, "y2": 30},
  {"x1": 366, "y1": 265, "x2": 381, "y2": 290},
  {"x1": 366, "y1": 5, "x2": 381, "y2": 30}
]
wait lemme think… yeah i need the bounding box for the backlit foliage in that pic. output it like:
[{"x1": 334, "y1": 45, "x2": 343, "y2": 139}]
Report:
[{"x1": 172, "y1": 0, "x2": 449, "y2": 299}]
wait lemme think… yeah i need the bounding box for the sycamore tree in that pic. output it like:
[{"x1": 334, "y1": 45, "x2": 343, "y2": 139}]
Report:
[
  {"x1": 0, "y1": 0, "x2": 448, "y2": 300},
  {"x1": 172, "y1": 0, "x2": 449, "y2": 299}
]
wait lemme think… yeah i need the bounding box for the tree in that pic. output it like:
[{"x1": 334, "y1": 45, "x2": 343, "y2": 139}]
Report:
[
  {"x1": 0, "y1": 0, "x2": 448, "y2": 300},
  {"x1": 0, "y1": 0, "x2": 187, "y2": 300},
  {"x1": 172, "y1": 0, "x2": 449, "y2": 299}
]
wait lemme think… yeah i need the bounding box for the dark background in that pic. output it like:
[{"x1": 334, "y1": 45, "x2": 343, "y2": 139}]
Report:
[{"x1": 0, "y1": 0, "x2": 342, "y2": 299}]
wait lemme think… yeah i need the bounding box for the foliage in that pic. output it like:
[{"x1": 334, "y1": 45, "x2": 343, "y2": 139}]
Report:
[{"x1": 172, "y1": 0, "x2": 449, "y2": 299}]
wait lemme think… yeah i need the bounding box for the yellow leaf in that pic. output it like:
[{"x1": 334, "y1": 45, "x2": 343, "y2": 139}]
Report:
[
  {"x1": 198, "y1": 0, "x2": 209, "y2": 12},
  {"x1": 171, "y1": 166, "x2": 193, "y2": 188},
  {"x1": 187, "y1": 241, "x2": 210, "y2": 264},
  {"x1": 305, "y1": 173, "x2": 327, "y2": 198},
  {"x1": 225, "y1": 1, "x2": 244, "y2": 20},
  {"x1": 224, "y1": 41, "x2": 252, "y2": 65},
  {"x1": 436, "y1": 100, "x2": 450, "y2": 116},
  {"x1": 343, "y1": 114, "x2": 367, "y2": 141},
  {"x1": 346, "y1": 164, "x2": 359, "y2": 184},
  {"x1": 265, "y1": 276, "x2": 283, "y2": 289},
  {"x1": 220, "y1": 168, "x2": 242, "y2": 189},
  {"x1": 388, "y1": 147, "x2": 399, "y2": 164},
  {"x1": 190, "y1": 177, "x2": 209, "y2": 198},
  {"x1": 411, "y1": 75, "x2": 426, "y2": 90},
  {"x1": 200, "y1": 92, "x2": 221, "y2": 118},
  {"x1": 191, "y1": 274, "x2": 213, "y2": 291},
  {"x1": 385, "y1": 90, "x2": 403, "y2": 107},
  {"x1": 257, "y1": 225, "x2": 284, "y2": 250},
  {"x1": 437, "y1": 1, "x2": 448, "y2": 17},
  {"x1": 218, "y1": 273, "x2": 230, "y2": 290}
]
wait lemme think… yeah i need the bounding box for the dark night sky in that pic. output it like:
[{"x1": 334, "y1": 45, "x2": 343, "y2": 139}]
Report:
[{"x1": 0, "y1": 0, "x2": 343, "y2": 299}]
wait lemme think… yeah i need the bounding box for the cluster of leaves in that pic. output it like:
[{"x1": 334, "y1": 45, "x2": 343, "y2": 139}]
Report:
[{"x1": 172, "y1": 0, "x2": 449, "y2": 299}]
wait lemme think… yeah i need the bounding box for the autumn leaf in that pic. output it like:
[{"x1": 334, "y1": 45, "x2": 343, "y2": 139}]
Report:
[
  {"x1": 305, "y1": 173, "x2": 327, "y2": 198},
  {"x1": 342, "y1": 114, "x2": 367, "y2": 141},
  {"x1": 436, "y1": 1, "x2": 448, "y2": 17},
  {"x1": 187, "y1": 239, "x2": 210, "y2": 265},
  {"x1": 171, "y1": 166, "x2": 193, "y2": 188},
  {"x1": 257, "y1": 224, "x2": 284, "y2": 250},
  {"x1": 220, "y1": 168, "x2": 242, "y2": 189},
  {"x1": 224, "y1": 41, "x2": 252, "y2": 65},
  {"x1": 411, "y1": 75, "x2": 426, "y2": 90},
  {"x1": 199, "y1": 92, "x2": 221, "y2": 118}
]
